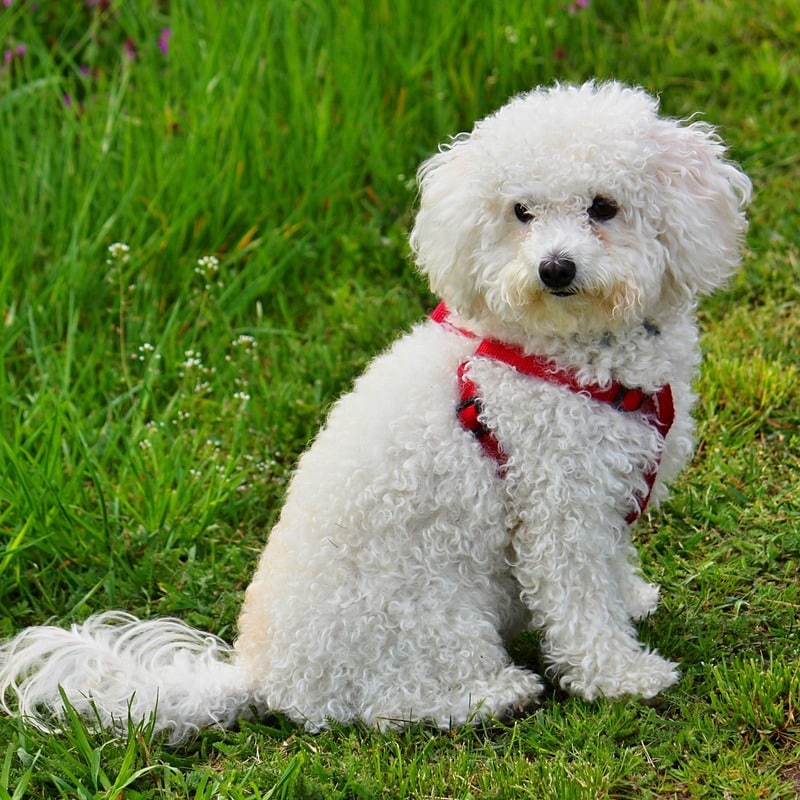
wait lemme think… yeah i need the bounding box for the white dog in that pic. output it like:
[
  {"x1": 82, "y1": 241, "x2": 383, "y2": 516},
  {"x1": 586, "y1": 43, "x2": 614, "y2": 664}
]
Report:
[{"x1": 0, "y1": 81, "x2": 750, "y2": 742}]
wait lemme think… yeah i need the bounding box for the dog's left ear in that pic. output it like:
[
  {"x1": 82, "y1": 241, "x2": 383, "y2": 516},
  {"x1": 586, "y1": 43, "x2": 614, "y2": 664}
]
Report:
[{"x1": 654, "y1": 119, "x2": 752, "y2": 301}]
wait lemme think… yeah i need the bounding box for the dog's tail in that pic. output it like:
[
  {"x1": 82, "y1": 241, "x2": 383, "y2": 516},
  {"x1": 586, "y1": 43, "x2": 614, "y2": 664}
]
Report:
[{"x1": 0, "y1": 611, "x2": 250, "y2": 743}]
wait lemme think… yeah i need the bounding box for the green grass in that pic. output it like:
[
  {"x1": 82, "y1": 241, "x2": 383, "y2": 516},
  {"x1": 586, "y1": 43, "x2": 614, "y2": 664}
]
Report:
[{"x1": 1, "y1": 0, "x2": 799, "y2": 796}]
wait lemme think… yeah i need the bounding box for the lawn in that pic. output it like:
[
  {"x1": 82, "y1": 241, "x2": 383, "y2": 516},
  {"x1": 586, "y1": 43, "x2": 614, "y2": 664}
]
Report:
[{"x1": 0, "y1": 0, "x2": 798, "y2": 797}]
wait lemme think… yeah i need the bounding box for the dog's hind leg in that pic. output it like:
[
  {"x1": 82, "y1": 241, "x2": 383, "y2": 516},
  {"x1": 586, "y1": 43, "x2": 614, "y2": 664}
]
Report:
[{"x1": 356, "y1": 611, "x2": 545, "y2": 730}]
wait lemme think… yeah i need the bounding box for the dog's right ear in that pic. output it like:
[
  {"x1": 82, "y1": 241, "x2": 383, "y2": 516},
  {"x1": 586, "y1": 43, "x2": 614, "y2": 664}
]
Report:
[{"x1": 410, "y1": 134, "x2": 486, "y2": 315}]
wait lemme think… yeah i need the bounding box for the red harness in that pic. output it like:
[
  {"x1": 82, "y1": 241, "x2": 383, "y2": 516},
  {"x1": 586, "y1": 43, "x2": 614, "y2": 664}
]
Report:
[{"x1": 431, "y1": 302, "x2": 675, "y2": 524}]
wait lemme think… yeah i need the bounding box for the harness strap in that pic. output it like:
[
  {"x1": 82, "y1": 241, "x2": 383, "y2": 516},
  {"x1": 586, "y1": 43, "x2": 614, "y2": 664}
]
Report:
[
  {"x1": 455, "y1": 363, "x2": 506, "y2": 467},
  {"x1": 432, "y1": 302, "x2": 674, "y2": 524}
]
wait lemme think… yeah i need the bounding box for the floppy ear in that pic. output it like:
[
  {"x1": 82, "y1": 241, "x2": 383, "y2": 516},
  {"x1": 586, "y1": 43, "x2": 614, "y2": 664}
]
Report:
[
  {"x1": 654, "y1": 119, "x2": 752, "y2": 302},
  {"x1": 409, "y1": 134, "x2": 486, "y2": 314}
]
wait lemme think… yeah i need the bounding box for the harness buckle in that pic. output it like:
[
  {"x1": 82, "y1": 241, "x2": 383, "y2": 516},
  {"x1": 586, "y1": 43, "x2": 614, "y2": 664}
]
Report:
[{"x1": 456, "y1": 396, "x2": 491, "y2": 439}]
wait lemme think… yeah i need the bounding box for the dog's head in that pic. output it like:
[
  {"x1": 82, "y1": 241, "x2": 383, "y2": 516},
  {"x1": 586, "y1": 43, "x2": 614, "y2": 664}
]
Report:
[{"x1": 410, "y1": 81, "x2": 751, "y2": 337}]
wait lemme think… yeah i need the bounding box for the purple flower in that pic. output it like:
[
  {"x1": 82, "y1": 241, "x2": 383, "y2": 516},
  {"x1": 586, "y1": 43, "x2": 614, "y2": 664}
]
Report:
[
  {"x1": 4, "y1": 44, "x2": 24, "y2": 64},
  {"x1": 566, "y1": 0, "x2": 589, "y2": 13},
  {"x1": 158, "y1": 27, "x2": 172, "y2": 56},
  {"x1": 123, "y1": 37, "x2": 137, "y2": 60}
]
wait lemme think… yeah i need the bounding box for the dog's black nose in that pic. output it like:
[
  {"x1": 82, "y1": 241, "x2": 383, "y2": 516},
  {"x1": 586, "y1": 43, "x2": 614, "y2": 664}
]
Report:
[{"x1": 539, "y1": 255, "x2": 577, "y2": 291}]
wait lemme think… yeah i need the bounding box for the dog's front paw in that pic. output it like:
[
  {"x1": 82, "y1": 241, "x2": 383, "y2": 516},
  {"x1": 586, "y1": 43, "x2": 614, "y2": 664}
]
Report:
[
  {"x1": 461, "y1": 667, "x2": 546, "y2": 724},
  {"x1": 561, "y1": 649, "x2": 679, "y2": 701},
  {"x1": 613, "y1": 650, "x2": 679, "y2": 699}
]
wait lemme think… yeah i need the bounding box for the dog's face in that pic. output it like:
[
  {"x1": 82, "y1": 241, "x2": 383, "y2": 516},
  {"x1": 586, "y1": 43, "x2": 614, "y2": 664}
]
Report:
[{"x1": 411, "y1": 82, "x2": 751, "y2": 338}]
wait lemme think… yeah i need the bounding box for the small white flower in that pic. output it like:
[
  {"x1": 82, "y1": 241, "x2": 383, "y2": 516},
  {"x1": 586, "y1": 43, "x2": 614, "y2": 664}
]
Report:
[
  {"x1": 181, "y1": 349, "x2": 203, "y2": 371},
  {"x1": 398, "y1": 173, "x2": 415, "y2": 192},
  {"x1": 232, "y1": 334, "x2": 257, "y2": 350},
  {"x1": 107, "y1": 242, "x2": 131, "y2": 263},
  {"x1": 195, "y1": 255, "x2": 219, "y2": 273},
  {"x1": 194, "y1": 256, "x2": 223, "y2": 291}
]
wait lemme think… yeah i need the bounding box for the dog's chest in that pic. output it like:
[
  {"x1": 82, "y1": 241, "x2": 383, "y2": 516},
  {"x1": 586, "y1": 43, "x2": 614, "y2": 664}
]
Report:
[{"x1": 465, "y1": 358, "x2": 662, "y2": 508}]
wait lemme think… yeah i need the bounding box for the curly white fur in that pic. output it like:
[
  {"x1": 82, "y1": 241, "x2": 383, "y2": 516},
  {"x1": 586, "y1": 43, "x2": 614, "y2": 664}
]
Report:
[{"x1": 0, "y1": 81, "x2": 751, "y2": 740}]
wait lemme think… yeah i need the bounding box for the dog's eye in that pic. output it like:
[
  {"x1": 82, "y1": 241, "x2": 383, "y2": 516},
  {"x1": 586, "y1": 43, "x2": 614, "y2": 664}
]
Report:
[
  {"x1": 514, "y1": 203, "x2": 534, "y2": 223},
  {"x1": 588, "y1": 196, "x2": 618, "y2": 222}
]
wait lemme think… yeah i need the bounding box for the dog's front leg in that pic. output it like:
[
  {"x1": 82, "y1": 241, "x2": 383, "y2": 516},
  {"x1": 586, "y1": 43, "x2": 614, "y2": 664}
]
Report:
[{"x1": 510, "y1": 517, "x2": 678, "y2": 701}]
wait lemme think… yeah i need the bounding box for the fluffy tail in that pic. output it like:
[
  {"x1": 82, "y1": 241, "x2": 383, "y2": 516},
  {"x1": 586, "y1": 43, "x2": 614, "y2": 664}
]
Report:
[{"x1": 0, "y1": 611, "x2": 251, "y2": 743}]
